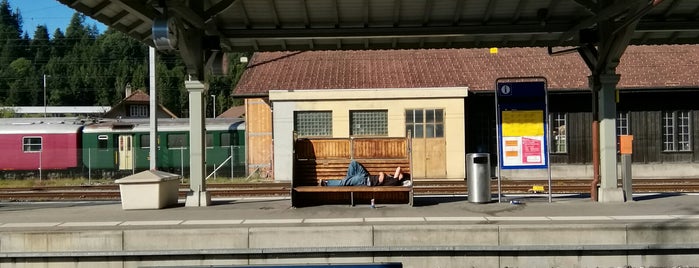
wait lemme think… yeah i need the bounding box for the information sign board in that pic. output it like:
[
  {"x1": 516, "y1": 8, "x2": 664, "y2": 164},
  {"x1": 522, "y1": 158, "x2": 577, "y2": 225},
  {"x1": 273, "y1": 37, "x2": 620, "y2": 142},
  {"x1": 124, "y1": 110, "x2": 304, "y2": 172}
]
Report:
[{"x1": 496, "y1": 81, "x2": 548, "y2": 169}]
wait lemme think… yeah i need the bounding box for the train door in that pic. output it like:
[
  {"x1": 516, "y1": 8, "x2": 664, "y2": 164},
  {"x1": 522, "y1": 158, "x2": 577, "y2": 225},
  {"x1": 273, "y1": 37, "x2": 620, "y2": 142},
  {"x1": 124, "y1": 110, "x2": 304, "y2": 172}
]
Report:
[{"x1": 118, "y1": 135, "x2": 133, "y2": 170}]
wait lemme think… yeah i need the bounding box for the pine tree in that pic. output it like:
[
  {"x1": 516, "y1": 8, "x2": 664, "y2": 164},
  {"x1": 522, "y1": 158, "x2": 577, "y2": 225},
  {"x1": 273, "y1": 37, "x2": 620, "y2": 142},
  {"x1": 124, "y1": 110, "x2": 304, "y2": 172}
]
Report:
[
  {"x1": 31, "y1": 25, "x2": 51, "y2": 70},
  {"x1": 0, "y1": 0, "x2": 24, "y2": 105}
]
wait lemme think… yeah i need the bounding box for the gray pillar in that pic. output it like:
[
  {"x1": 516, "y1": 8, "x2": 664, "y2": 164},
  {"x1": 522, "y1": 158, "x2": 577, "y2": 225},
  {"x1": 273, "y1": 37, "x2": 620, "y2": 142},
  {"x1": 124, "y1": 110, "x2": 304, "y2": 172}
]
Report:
[
  {"x1": 185, "y1": 80, "x2": 211, "y2": 207},
  {"x1": 621, "y1": 154, "x2": 633, "y2": 202},
  {"x1": 149, "y1": 47, "x2": 158, "y2": 170},
  {"x1": 597, "y1": 73, "x2": 624, "y2": 202}
]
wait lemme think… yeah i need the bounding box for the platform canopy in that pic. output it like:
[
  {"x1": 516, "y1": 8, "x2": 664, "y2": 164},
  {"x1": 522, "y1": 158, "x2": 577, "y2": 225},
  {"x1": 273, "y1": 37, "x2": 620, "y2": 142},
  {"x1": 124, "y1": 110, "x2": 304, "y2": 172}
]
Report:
[
  {"x1": 59, "y1": 0, "x2": 698, "y2": 52},
  {"x1": 58, "y1": 0, "x2": 699, "y2": 204}
]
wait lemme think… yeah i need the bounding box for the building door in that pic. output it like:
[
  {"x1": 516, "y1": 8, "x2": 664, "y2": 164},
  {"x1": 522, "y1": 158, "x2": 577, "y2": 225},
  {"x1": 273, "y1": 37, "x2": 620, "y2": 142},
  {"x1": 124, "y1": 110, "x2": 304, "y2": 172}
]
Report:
[
  {"x1": 246, "y1": 98, "x2": 273, "y2": 177},
  {"x1": 406, "y1": 109, "x2": 446, "y2": 179},
  {"x1": 118, "y1": 135, "x2": 133, "y2": 170}
]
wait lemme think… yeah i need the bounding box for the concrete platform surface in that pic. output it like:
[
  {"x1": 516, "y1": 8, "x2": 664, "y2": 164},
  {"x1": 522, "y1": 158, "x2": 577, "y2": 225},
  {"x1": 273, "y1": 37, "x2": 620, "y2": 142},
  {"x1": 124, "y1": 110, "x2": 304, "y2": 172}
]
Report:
[{"x1": 1, "y1": 193, "x2": 698, "y2": 229}]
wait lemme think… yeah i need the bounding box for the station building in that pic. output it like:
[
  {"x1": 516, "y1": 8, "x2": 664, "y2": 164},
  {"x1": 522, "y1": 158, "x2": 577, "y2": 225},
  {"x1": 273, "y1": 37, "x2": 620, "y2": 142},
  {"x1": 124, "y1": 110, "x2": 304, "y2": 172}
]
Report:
[{"x1": 233, "y1": 45, "x2": 699, "y2": 181}]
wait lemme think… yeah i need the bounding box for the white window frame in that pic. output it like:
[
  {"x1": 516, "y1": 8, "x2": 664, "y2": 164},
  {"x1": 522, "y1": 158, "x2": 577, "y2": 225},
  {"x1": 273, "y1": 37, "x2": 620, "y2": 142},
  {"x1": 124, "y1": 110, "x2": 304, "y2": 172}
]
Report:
[
  {"x1": 549, "y1": 113, "x2": 567, "y2": 154},
  {"x1": 23, "y1": 136, "x2": 42, "y2": 152},
  {"x1": 662, "y1": 111, "x2": 692, "y2": 152},
  {"x1": 616, "y1": 111, "x2": 630, "y2": 136},
  {"x1": 405, "y1": 109, "x2": 445, "y2": 138}
]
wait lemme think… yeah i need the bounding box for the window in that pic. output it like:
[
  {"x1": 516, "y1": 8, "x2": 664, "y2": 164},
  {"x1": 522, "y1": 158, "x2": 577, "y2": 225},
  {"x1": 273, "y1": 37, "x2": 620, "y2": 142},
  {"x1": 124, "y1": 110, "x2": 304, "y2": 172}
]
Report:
[
  {"x1": 549, "y1": 113, "x2": 567, "y2": 153},
  {"x1": 129, "y1": 105, "x2": 149, "y2": 117},
  {"x1": 662, "y1": 111, "x2": 692, "y2": 152},
  {"x1": 350, "y1": 110, "x2": 388, "y2": 136},
  {"x1": 406, "y1": 109, "x2": 444, "y2": 138},
  {"x1": 221, "y1": 133, "x2": 231, "y2": 147},
  {"x1": 206, "y1": 133, "x2": 214, "y2": 148},
  {"x1": 98, "y1": 135, "x2": 109, "y2": 150},
  {"x1": 167, "y1": 134, "x2": 187, "y2": 149},
  {"x1": 140, "y1": 134, "x2": 150, "y2": 149},
  {"x1": 294, "y1": 111, "x2": 332, "y2": 137},
  {"x1": 23, "y1": 137, "x2": 42, "y2": 152},
  {"x1": 616, "y1": 112, "x2": 630, "y2": 136}
]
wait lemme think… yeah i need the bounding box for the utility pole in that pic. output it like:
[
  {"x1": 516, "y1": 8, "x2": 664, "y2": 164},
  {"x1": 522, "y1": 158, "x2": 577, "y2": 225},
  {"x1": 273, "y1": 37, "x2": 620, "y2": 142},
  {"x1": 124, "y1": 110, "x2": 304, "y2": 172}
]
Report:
[
  {"x1": 43, "y1": 74, "x2": 49, "y2": 117},
  {"x1": 211, "y1": 94, "x2": 216, "y2": 118}
]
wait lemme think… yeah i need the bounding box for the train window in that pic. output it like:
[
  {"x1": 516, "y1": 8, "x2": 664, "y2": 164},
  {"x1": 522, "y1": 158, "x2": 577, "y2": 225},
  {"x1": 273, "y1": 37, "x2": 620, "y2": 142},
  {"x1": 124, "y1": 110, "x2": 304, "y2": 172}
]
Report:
[
  {"x1": 97, "y1": 135, "x2": 109, "y2": 150},
  {"x1": 206, "y1": 134, "x2": 214, "y2": 148},
  {"x1": 140, "y1": 134, "x2": 149, "y2": 148},
  {"x1": 167, "y1": 134, "x2": 187, "y2": 149},
  {"x1": 221, "y1": 133, "x2": 231, "y2": 147},
  {"x1": 22, "y1": 137, "x2": 42, "y2": 152}
]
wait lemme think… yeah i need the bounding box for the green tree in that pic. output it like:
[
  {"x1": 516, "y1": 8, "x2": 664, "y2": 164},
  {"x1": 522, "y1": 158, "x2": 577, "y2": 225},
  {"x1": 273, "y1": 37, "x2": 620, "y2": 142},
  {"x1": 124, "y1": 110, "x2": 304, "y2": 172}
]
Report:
[
  {"x1": 31, "y1": 25, "x2": 50, "y2": 70},
  {"x1": 0, "y1": 0, "x2": 24, "y2": 104},
  {"x1": 0, "y1": 3, "x2": 258, "y2": 115},
  {"x1": 95, "y1": 29, "x2": 145, "y2": 105},
  {"x1": 6, "y1": 58, "x2": 37, "y2": 105},
  {"x1": 50, "y1": 29, "x2": 66, "y2": 57}
]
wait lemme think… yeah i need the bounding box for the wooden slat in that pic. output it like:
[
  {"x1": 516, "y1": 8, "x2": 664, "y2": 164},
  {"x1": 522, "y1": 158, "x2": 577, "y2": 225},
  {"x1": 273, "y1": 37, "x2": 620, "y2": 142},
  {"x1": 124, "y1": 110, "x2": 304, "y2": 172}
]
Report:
[
  {"x1": 295, "y1": 139, "x2": 350, "y2": 159},
  {"x1": 295, "y1": 159, "x2": 411, "y2": 182},
  {"x1": 353, "y1": 138, "x2": 407, "y2": 159}
]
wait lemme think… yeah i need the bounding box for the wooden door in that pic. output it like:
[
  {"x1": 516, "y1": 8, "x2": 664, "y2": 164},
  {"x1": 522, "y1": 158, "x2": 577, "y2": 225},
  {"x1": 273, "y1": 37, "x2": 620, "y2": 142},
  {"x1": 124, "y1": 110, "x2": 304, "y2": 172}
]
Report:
[
  {"x1": 407, "y1": 108, "x2": 447, "y2": 179},
  {"x1": 425, "y1": 138, "x2": 446, "y2": 178},
  {"x1": 118, "y1": 135, "x2": 133, "y2": 170},
  {"x1": 412, "y1": 138, "x2": 446, "y2": 178}
]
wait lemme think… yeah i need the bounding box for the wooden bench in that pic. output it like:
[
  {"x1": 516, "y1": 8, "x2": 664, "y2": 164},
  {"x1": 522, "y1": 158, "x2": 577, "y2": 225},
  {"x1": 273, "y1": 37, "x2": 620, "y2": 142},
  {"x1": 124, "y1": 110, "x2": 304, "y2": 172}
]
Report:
[{"x1": 292, "y1": 137, "x2": 413, "y2": 207}]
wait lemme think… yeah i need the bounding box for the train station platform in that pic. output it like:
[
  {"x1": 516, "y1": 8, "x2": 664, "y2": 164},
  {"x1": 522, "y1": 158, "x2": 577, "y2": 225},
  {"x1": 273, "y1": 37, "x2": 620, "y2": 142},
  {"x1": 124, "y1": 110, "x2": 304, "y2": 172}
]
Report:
[{"x1": 1, "y1": 193, "x2": 699, "y2": 267}]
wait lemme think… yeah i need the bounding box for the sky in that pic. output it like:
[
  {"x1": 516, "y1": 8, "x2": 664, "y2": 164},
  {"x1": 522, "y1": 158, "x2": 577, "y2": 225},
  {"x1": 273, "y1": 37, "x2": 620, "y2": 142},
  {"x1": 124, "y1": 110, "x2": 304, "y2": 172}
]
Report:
[{"x1": 8, "y1": 0, "x2": 107, "y2": 38}]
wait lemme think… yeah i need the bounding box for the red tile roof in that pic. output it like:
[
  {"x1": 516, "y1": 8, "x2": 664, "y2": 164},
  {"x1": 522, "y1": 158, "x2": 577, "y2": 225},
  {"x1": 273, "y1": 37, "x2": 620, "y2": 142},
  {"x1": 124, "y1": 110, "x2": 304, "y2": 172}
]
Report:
[
  {"x1": 124, "y1": 90, "x2": 150, "y2": 102},
  {"x1": 218, "y1": 105, "x2": 245, "y2": 118},
  {"x1": 234, "y1": 45, "x2": 699, "y2": 96}
]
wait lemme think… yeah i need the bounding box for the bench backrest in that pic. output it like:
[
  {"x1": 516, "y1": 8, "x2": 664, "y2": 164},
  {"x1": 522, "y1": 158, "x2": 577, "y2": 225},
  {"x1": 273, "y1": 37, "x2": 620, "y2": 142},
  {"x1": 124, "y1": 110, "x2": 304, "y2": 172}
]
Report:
[{"x1": 294, "y1": 137, "x2": 412, "y2": 186}]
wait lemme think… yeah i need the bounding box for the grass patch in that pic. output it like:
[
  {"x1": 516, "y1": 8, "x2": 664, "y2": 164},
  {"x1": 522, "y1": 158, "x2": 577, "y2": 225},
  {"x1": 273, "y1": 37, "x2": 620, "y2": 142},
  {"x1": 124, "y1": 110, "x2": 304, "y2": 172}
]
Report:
[
  {"x1": 0, "y1": 177, "x2": 272, "y2": 188},
  {"x1": 0, "y1": 178, "x2": 115, "y2": 188}
]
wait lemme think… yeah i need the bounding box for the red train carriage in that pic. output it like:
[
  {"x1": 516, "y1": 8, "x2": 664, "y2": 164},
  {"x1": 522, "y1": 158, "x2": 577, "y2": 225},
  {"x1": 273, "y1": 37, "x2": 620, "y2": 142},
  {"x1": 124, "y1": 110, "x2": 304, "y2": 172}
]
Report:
[{"x1": 0, "y1": 119, "x2": 84, "y2": 172}]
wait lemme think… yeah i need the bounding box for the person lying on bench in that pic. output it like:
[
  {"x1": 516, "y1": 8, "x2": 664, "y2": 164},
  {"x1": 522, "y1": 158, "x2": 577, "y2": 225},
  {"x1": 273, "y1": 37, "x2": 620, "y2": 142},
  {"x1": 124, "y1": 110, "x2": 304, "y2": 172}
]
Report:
[{"x1": 322, "y1": 160, "x2": 406, "y2": 186}]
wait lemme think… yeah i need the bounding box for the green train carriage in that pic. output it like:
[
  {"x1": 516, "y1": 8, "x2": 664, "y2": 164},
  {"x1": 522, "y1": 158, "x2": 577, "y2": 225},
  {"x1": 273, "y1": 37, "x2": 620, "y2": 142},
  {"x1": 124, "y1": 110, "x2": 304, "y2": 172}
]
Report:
[{"x1": 81, "y1": 118, "x2": 245, "y2": 177}]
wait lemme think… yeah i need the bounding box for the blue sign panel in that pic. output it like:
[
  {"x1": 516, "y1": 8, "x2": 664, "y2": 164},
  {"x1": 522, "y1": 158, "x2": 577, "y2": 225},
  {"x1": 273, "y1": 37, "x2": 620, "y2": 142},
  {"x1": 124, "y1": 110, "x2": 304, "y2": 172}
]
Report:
[{"x1": 496, "y1": 81, "x2": 548, "y2": 169}]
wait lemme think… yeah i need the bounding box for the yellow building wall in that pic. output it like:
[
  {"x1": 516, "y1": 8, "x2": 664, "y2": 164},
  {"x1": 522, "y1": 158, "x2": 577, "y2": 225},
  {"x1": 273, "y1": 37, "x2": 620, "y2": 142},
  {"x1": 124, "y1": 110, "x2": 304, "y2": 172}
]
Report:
[
  {"x1": 282, "y1": 94, "x2": 466, "y2": 179},
  {"x1": 270, "y1": 88, "x2": 467, "y2": 179}
]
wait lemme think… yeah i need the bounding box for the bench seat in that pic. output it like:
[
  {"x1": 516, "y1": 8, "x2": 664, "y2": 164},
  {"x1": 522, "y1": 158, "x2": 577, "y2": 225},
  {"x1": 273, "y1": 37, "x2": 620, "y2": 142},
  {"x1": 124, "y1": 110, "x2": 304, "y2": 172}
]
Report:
[
  {"x1": 291, "y1": 137, "x2": 413, "y2": 207},
  {"x1": 294, "y1": 186, "x2": 411, "y2": 192},
  {"x1": 293, "y1": 186, "x2": 413, "y2": 207}
]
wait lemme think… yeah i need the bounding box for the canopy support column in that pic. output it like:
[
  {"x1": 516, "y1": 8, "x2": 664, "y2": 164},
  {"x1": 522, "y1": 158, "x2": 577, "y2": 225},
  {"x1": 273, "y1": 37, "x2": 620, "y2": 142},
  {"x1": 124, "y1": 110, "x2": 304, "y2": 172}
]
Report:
[
  {"x1": 596, "y1": 73, "x2": 624, "y2": 202},
  {"x1": 185, "y1": 80, "x2": 211, "y2": 207}
]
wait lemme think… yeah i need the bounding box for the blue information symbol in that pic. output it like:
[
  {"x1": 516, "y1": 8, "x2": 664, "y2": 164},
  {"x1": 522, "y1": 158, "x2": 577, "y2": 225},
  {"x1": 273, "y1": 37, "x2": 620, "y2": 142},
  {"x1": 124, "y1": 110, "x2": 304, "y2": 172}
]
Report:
[{"x1": 500, "y1": 85, "x2": 512, "y2": 95}]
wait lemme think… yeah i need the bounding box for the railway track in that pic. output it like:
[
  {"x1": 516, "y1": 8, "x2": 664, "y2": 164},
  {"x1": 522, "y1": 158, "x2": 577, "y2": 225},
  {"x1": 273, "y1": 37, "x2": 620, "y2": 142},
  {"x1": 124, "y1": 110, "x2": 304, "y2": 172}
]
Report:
[{"x1": 0, "y1": 179, "x2": 698, "y2": 201}]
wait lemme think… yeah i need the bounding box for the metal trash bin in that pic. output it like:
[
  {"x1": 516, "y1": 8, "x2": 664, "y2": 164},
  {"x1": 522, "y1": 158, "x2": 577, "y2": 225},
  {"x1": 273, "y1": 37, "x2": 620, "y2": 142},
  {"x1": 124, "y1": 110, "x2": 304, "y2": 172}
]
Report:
[{"x1": 466, "y1": 153, "x2": 491, "y2": 203}]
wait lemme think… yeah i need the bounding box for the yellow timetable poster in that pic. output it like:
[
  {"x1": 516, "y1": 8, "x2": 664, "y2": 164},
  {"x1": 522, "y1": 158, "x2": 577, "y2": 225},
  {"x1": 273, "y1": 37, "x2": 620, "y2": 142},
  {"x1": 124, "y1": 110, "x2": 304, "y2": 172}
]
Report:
[{"x1": 501, "y1": 110, "x2": 544, "y2": 137}]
